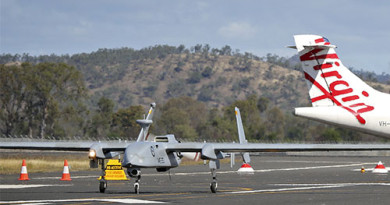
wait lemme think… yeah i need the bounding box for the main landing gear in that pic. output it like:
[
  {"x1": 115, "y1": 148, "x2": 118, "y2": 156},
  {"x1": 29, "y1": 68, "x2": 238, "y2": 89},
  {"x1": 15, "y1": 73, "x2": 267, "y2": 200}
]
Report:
[{"x1": 99, "y1": 180, "x2": 107, "y2": 193}]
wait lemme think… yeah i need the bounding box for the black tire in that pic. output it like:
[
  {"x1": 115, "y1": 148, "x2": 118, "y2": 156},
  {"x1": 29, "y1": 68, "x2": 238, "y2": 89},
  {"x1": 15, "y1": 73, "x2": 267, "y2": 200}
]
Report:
[
  {"x1": 99, "y1": 181, "x2": 107, "y2": 193},
  {"x1": 134, "y1": 183, "x2": 139, "y2": 194},
  {"x1": 210, "y1": 181, "x2": 217, "y2": 193}
]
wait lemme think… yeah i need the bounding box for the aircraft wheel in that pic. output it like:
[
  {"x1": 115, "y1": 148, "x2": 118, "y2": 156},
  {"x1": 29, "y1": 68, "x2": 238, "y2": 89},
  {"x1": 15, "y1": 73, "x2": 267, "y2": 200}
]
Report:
[
  {"x1": 210, "y1": 181, "x2": 217, "y2": 193},
  {"x1": 99, "y1": 181, "x2": 107, "y2": 193},
  {"x1": 134, "y1": 182, "x2": 140, "y2": 194}
]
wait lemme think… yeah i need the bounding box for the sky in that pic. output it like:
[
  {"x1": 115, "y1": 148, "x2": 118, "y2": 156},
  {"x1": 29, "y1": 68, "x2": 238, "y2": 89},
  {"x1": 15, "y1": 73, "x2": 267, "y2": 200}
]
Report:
[{"x1": 1, "y1": 0, "x2": 389, "y2": 74}]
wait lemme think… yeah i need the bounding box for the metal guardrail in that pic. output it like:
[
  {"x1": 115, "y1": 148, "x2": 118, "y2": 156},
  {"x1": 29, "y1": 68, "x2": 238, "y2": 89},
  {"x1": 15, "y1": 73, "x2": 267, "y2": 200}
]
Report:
[
  {"x1": 0, "y1": 135, "x2": 136, "y2": 143},
  {"x1": 1, "y1": 134, "x2": 389, "y2": 144}
]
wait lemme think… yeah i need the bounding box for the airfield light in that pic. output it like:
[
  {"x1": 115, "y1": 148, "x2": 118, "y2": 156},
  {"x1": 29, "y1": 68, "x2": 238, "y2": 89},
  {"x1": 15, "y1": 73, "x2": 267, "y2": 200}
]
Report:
[{"x1": 89, "y1": 149, "x2": 96, "y2": 159}]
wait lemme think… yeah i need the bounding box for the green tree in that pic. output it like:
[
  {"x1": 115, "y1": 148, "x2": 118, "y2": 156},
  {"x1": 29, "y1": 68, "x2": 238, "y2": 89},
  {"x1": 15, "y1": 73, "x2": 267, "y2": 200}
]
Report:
[
  {"x1": 336, "y1": 127, "x2": 363, "y2": 142},
  {"x1": 223, "y1": 95, "x2": 264, "y2": 141},
  {"x1": 155, "y1": 97, "x2": 207, "y2": 140},
  {"x1": 201, "y1": 66, "x2": 213, "y2": 78},
  {"x1": 197, "y1": 86, "x2": 214, "y2": 102},
  {"x1": 264, "y1": 107, "x2": 285, "y2": 141},
  {"x1": 0, "y1": 65, "x2": 26, "y2": 136},
  {"x1": 0, "y1": 63, "x2": 86, "y2": 138},
  {"x1": 286, "y1": 126, "x2": 304, "y2": 141},
  {"x1": 257, "y1": 96, "x2": 270, "y2": 113},
  {"x1": 221, "y1": 45, "x2": 232, "y2": 55},
  {"x1": 59, "y1": 102, "x2": 89, "y2": 138},
  {"x1": 29, "y1": 63, "x2": 86, "y2": 138},
  {"x1": 89, "y1": 97, "x2": 114, "y2": 139},
  {"x1": 187, "y1": 71, "x2": 202, "y2": 84},
  {"x1": 198, "y1": 111, "x2": 236, "y2": 141},
  {"x1": 166, "y1": 79, "x2": 187, "y2": 98},
  {"x1": 111, "y1": 105, "x2": 144, "y2": 139},
  {"x1": 319, "y1": 128, "x2": 342, "y2": 142}
]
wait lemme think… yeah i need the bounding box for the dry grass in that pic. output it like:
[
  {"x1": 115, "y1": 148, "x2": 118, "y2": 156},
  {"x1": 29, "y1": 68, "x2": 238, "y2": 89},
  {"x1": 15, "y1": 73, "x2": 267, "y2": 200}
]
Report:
[
  {"x1": 0, "y1": 151, "x2": 236, "y2": 175},
  {"x1": 0, "y1": 151, "x2": 93, "y2": 175},
  {"x1": 180, "y1": 158, "x2": 232, "y2": 166},
  {"x1": 0, "y1": 158, "x2": 93, "y2": 174}
]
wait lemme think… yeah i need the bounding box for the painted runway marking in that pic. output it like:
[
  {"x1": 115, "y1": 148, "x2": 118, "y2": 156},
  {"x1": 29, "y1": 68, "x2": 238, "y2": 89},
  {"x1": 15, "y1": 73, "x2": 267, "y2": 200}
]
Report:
[
  {"x1": 0, "y1": 184, "x2": 72, "y2": 189},
  {"x1": 27, "y1": 162, "x2": 378, "y2": 179},
  {"x1": 101, "y1": 198, "x2": 165, "y2": 204},
  {"x1": 351, "y1": 168, "x2": 390, "y2": 172},
  {"x1": 272, "y1": 183, "x2": 390, "y2": 186},
  {"x1": 0, "y1": 198, "x2": 164, "y2": 204},
  {"x1": 261, "y1": 160, "x2": 373, "y2": 164},
  {"x1": 165, "y1": 162, "x2": 376, "y2": 176},
  {"x1": 226, "y1": 182, "x2": 390, "y2": 194},
  {"x1": 227, "y1": 184, "x2": 346, "y2": 194},
  {"x1": 33, "y1": 175, "x2": 97, "y2": 180},
  {"x1": 252, "y1": 163, "x2": 376, "y2": 173}
]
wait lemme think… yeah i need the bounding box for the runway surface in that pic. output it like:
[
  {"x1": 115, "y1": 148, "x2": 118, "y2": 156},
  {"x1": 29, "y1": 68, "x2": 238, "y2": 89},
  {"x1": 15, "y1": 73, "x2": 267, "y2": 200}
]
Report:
[{"x1": 1, "y1": 155, "x2": 390, "y2": 204}]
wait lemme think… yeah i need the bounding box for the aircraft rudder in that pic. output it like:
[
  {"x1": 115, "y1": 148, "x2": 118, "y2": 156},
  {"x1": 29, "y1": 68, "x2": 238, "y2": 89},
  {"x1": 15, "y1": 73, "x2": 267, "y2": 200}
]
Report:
[
  {"x1": 136, "y1": 102, "x2": 156, "y2": 142},
  {"x1": 293, "y1": 34, "x2": 377, "y2": 108}
]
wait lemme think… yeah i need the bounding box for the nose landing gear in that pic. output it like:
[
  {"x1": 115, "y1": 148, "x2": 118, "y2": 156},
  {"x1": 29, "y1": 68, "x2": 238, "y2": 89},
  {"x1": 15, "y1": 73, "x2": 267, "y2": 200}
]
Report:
[
  {"x1": 134, "y1": 175, "x2": 141, "y2": 194},
  {"x1": 209, "y1": 159, "x2": 220, "y2": 193},
  {"x1": 127, "y1": 168, "x2": 142, "y2": 194}
]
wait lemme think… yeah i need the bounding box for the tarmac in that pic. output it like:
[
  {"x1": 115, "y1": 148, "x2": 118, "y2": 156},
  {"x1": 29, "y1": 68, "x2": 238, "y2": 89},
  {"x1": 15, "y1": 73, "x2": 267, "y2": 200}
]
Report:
[{"x1": 1, "y1": 155, "x2": 390, "y2": 204}]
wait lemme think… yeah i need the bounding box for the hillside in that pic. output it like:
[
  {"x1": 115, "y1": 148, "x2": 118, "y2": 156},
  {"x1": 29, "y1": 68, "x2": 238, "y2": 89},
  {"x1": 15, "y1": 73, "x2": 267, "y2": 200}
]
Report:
[
  {"x1": 2, "y1": 46, "x2": 389, "y2": 111},
  {"x1": 89, "y1": 53, "x2": 309, "y2": 110},
  {"x1": 73, "y1": 51, "x2": 390, "y2": 110},
  {"x1": 1, "y1": 46, "x2": 389, "y2": 142}
]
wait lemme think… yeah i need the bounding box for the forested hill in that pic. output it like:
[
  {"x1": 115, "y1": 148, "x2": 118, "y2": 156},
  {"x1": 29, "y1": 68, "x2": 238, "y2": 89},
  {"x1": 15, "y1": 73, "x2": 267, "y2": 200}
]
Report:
[
  {"x1": 1, "y1": 45, "x2": 389, "y2": 110},
  {"x1": 1, "y1": 45, "x2": 389, "y2": 142}
]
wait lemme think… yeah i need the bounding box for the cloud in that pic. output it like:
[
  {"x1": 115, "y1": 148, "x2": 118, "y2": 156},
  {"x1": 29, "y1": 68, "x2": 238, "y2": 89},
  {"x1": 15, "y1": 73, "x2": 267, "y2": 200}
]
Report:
[{"x1": 218, "y1": 22, "x2": 258, "y2": 40}]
